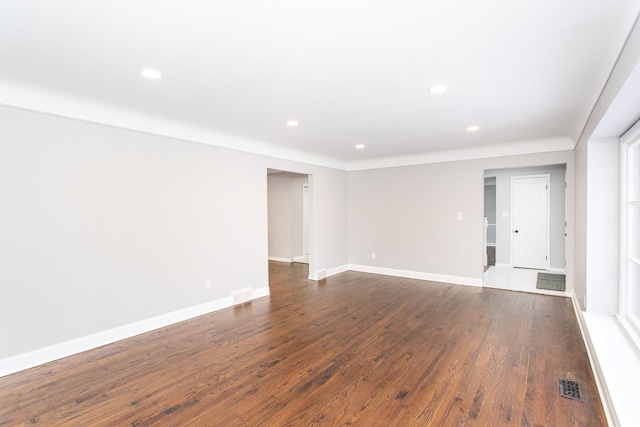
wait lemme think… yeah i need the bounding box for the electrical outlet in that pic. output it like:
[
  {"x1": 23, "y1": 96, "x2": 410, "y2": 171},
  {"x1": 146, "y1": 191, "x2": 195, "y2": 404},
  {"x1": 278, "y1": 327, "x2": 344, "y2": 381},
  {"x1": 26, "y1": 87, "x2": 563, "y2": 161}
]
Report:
[
  {"x1": 205, "y1": 279, "x2": 212, "y2": 289},
  {"x1": 371, "y1": 252, "x2": 376, "y2": 260}
]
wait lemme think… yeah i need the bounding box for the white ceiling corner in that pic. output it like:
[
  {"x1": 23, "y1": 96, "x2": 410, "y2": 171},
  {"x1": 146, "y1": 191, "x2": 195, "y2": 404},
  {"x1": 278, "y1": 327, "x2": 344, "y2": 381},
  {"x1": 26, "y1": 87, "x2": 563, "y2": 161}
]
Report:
[{"x1": 1, "y1": 0, "x2": 639, "y2": 170}]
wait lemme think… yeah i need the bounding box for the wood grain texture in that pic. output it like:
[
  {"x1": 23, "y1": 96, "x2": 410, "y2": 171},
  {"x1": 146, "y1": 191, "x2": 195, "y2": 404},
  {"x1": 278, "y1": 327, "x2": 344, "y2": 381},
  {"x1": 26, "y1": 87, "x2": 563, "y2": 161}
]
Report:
[{"x1": 0, "y1": 262, "x2": 607, "y2": 426}]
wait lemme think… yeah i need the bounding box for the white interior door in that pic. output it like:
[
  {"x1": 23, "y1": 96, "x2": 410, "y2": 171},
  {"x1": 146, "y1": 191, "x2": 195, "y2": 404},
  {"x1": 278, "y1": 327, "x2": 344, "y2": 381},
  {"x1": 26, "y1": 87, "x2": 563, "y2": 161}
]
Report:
[{"x1": 511, "y1": 175, "x2": 550, "y2": 269}]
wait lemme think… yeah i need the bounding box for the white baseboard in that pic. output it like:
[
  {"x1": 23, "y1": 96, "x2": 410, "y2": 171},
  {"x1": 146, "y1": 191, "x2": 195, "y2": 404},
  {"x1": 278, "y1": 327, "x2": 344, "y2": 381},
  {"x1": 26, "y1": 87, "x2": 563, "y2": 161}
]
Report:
[
  {"x1": 253, "y1": 286, "x2": 270, "y2": 299},
  {"x1": 493, "y1": 263, "x2": 565, "y2": 274},
  {"x1": 0, "y1": 286, "x2": 270, "y2": 379},
  {"x1": 308, "y1": 264, "x2": 349, "y2": 280},
  {"x1": 327, "y1": 264, "x2": 349, "y2": 277},
  {"x1": 571, "y1": 296, "x2": 619, "y2": 427},
  {"x1": 495, "y1": 263, "x2": 511, "y2": 268},
  {"x1": 268, "y1": 256, "x2": 292, "y2": 262},
  {"x1": 348, "y1": 264, "x2": 482, "y2": 287}
]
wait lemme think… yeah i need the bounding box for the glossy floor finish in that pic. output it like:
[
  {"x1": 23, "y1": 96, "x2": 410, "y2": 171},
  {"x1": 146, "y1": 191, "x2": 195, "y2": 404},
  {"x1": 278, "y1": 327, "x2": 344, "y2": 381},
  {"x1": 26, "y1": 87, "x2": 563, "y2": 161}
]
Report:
[{"x1": 0, "y1": 262, "x2": 606, "y2": 426}]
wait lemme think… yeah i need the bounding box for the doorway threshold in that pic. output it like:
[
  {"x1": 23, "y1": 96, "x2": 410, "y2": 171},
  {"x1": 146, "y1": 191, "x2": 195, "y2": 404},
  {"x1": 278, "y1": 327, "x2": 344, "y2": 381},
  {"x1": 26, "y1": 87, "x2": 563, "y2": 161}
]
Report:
[{"x1": 483, "y1": 265, "x2": 570, "y2": 297}]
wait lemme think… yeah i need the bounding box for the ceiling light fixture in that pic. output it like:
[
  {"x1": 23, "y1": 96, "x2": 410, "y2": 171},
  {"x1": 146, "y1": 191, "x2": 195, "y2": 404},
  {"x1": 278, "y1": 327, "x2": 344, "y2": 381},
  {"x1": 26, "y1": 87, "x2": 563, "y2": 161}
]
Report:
[
  {"x1": 467, "y1": 125, "x2": 480, "y2": 132},
  {"x1": 286, "y1": 120, "x2": 299, "y2": 127},
  {"x1": 140, "y1": 68, "x2": 162, "y2": 79},
  {"x1": 355, "y1": 144, "x2": 365, "y2": 149},
  {"x1": 429, "y1": 84, "x2": 447, "y2": 94}
]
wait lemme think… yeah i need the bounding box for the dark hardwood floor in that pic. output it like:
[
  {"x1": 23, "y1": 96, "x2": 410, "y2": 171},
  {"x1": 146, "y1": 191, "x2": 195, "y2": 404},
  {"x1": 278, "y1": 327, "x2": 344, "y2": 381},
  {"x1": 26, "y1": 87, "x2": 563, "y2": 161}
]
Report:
[{"x1": 0, "y1": 262, "x2": 606, "y2": 426}]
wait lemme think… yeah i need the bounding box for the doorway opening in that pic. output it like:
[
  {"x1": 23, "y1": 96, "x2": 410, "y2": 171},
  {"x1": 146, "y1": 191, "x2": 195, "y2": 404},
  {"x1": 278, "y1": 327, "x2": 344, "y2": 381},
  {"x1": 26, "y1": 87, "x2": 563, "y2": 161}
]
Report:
[
  {"x1": 484, "y1": 177, "x2": 496, "y2": 272},
  {"x1": 267, "y1": 169, "x2": 312, "y2": 279},
  {"x1": 483, "y1": 164, "x2": 566, "y2": 295}
]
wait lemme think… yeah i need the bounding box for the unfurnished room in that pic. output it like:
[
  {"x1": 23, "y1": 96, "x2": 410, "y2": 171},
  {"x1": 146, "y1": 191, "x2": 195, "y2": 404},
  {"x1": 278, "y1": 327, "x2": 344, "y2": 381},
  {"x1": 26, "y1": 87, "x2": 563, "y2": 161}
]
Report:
[{"x1": 1, "y1": 1, "x2": 640, "y2": 426}]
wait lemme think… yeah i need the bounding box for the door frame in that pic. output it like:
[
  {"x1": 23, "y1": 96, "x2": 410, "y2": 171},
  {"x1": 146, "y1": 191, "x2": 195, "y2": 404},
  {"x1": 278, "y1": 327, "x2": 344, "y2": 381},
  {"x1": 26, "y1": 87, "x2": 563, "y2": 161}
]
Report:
[
  {"x1": 302, "y1": 183, "x2": 310, "y2": 258},
  {"x1": 510, "y1": 174, "x2": 551, "y2": 270},
  {"x1": 266, "y1": 170, "x2": 313, "y2": 275}
]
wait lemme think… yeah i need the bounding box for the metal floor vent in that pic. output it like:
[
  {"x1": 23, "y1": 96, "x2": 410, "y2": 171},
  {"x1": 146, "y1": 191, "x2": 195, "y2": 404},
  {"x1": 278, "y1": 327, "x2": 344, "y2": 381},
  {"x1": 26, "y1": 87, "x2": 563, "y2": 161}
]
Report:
[{"x1": 559, "y1": 379, "x2": 583, "y2": 401}]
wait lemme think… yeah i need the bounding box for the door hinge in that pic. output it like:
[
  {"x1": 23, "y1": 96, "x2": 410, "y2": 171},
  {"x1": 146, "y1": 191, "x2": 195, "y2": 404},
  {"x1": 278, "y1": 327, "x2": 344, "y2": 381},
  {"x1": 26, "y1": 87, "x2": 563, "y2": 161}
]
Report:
[
  {"x1": 545, "y1": 255, "x2": 548, "y2": 260},
  {"x1": 546, "y1": 185, "x2": 548, "y2": 190}
]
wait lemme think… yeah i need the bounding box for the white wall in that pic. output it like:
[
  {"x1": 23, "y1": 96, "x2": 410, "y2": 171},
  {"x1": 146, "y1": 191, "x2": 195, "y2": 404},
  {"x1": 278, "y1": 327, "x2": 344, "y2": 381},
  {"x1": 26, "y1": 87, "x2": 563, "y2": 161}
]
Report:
[
  {"x1": 574, "y1": 138, "x2": 620, "y2": 314},
  {"x1": 348, "y1": 151, "x2": 574, "y2": 285},
  {"x1": 267, "y1": 173, "x2": 308, "y2": 261},
  {"x1": 586, "y1": 139, "x2": 620, "y2": 315},
  {"x1": 574, "y1": 138, "x2": 588, "y2": 309},
  {"x1": 485, "y1": 165, "x2": 566, "y2": 270},
  {"x1": 267, "y1": 174, "x2": 293, "y2": 260},
  {"x1": 0, "y1": 105, "x2": 348, "y2": 361}
]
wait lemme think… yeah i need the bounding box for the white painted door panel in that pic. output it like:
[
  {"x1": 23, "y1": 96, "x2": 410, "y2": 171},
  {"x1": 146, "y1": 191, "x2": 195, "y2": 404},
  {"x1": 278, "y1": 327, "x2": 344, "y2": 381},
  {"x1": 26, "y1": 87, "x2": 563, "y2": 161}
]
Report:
[{"x1": 512, "y1": 175, "x2": 550, "y2": 269}]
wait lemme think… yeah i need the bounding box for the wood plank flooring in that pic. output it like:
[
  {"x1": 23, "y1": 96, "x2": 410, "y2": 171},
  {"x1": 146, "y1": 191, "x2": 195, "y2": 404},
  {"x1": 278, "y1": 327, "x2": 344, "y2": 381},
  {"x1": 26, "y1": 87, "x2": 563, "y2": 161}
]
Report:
[{"x1": 0, "y1": 262, "x2": 607, "y2": 426}]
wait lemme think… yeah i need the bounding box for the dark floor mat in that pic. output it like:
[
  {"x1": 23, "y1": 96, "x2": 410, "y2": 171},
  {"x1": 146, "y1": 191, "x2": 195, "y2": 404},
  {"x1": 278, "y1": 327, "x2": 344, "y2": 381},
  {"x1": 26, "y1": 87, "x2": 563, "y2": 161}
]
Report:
[{"x1": 536, "y1": 273, "x2": 566, "y2": 291}]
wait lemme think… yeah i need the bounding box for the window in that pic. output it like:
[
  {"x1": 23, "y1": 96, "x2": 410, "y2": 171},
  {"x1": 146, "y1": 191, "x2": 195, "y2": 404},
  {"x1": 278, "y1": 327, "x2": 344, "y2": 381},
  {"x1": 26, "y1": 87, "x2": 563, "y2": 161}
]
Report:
[
  {"x1": 627, "y1": 138, "x2": 640, "y2": 325},
  {"x1": 621, "y1": 124, "x2": 640, "y2": 338}
]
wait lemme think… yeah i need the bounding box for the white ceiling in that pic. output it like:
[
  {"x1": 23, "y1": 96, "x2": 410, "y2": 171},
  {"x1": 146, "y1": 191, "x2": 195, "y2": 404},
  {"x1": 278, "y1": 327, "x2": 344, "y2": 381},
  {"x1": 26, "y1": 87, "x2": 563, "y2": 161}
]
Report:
[{"x1": 1, "y1": 1, "x2": 640, "y2": 168}]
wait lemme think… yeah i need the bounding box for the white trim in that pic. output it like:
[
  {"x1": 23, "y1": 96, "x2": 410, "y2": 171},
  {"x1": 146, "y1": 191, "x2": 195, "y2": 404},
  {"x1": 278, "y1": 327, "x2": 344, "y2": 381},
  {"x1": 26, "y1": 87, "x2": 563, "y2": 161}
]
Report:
[
  {"x1": 0, "y1": 87, "x2": 578, "y2": 174},
  {"x1": 620, "y1": 117, "x2": 640, "y2": 146},
  {"x1": 619, "y1": 139, "x2": 628, "y2": 315},
  {"x1": 348, "y1": 137, "x2": 573, "y2": 171},
  {"x1": 0, "y1": 286, "x2": 270, "y2": 378},
  {"x1": 486, "y1": 242, "x2": 496, "y2": 247},
  {"x1": 616, "y1": 314, "x2": 640, "y2": 359},
  {"x1": 619, "y1": 127, "x2": 640, "y2": 338},
  {"x1": 549, "y1": 267, "x2": 566, "y2": 274},
  {"x1": 0, "y1": 93, "x2": 577, "y2": 175},
  {"x1": 293, "y1": 255, "x2": 309, "y2": 264},
  {"x1": 253, "y1": 286, "x2": 271, "y2": 299},
  {"x1": 571, "y1": 296, "x2": 619, "y2": 427},
  {"x1": 327, "y1": 264, "x2": 349, "y2": 277},
  {"x1": 308, "y1": 264, "x2": 349, "y2": 281},
  {"x1": 495, "y1": 262, "x2": 512, "y2": 268},
  {"x1": 268, "y1": 256, "x2": 292, "y2": 263},
  {"x1": 348, "y1": 264, "x2": 482, "y2": 287},
  {"x1": 0, "y1": 84, "x2": 347, "y2": 171},
  {"x1": 582, "y1": 311, "x2": 640, "y2": 426}
]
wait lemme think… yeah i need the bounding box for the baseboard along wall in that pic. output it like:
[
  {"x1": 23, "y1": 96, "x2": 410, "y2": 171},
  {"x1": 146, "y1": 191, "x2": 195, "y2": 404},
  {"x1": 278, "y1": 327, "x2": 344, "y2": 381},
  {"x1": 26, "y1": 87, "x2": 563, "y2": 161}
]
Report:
[
  {"x1": 268, "y1": 256, "x2": 292, "y2": 262},
  {"x1": 570, "y1": 295, "x2": 619, "y2": 427},
  {"x1": 348, "y1": 264, "x2": 482, "y2": 287},
  {"x1": 0, "y1": 286, "x2": 270, "y2": 378}
]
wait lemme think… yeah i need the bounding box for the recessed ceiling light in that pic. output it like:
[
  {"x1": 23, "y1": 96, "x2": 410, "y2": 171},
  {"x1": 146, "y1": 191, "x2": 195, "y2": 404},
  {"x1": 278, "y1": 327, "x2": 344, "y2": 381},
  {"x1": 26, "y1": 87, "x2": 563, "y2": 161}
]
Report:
[
  {"x1": 467, "y1": 125, "x2": 480, "y2": 132},
  {"x1": 286, "y1": 120, "x2": 299, "y2": 127},
  {"x1": 429, "y1": 84, "x2": 447, "y2": 94},
  {"x1": 355, "y1": 144, "x2": 365, "y2": 149},
  {"x1": 140, "y1": 68, "x2": 162, "y2": 79}
]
